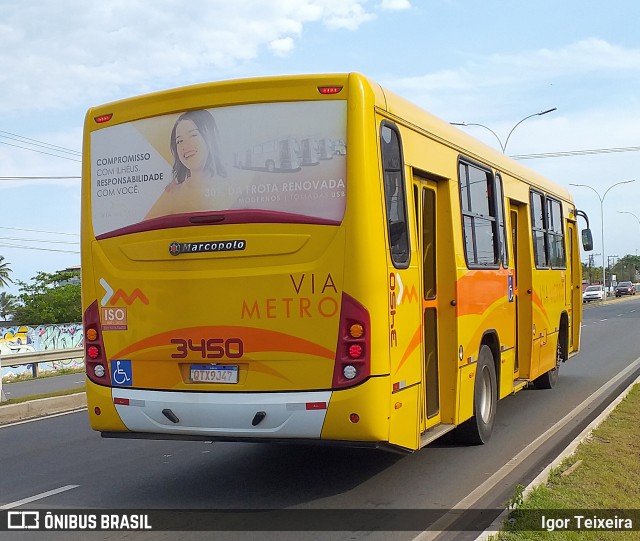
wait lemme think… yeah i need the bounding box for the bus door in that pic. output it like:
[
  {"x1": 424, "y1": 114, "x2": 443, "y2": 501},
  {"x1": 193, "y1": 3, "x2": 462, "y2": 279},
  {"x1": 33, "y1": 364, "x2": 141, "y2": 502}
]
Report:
[
  {"x1": 511, "y1": 201, "x2": 534, "y2": 381},
  {"x1": 413, "y1": 178, "x2": 440, "y2": 430},
  {"x1": 566, "y1": 221, "x2": 577, "y2": 351},
  {"x1": 510, "y1": 206, "x2": 520, "y2": 378}
]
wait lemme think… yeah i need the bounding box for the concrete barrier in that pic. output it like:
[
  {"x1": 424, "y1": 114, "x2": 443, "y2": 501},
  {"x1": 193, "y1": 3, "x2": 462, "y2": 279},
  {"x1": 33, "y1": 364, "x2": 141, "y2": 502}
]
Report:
[{"x1": 0, "y1": 393, "x2": 86, "y2": 425}]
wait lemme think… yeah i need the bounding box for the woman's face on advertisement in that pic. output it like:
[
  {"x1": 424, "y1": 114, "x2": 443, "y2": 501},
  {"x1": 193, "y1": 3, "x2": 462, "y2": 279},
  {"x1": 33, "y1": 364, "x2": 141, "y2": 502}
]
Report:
[{"x1": 175, "y1": 119, "x2": 210, "y2": 173}]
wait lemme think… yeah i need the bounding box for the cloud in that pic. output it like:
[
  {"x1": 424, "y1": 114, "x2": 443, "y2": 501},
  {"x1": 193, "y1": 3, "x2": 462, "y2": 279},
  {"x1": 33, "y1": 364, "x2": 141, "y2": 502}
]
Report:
[
  {"x1": 0, "y1": 0, "x2": 390, "y2": 115},
  {"x1": 379, "y1": 0, "x2": 412, "y2": 10},
  {"x1": 269, "y1": 37, "x2": 296, "y2": 56},
  {"x1": 392, "y1": 39, "x2": 640, "y2": 94}
]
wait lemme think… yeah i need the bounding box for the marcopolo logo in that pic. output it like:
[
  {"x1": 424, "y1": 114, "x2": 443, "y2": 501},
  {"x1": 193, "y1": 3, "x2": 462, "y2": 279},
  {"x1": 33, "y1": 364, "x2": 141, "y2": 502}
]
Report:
[{"x1": 169, "y1": 240, "x2": 246, "y2": 256}]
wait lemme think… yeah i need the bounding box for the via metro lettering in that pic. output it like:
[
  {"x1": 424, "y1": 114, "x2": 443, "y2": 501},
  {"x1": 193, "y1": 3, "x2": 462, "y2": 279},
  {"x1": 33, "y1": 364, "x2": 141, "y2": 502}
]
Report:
[{"x1": 241, "y1": 273, "x2": 339, "y2": 319}]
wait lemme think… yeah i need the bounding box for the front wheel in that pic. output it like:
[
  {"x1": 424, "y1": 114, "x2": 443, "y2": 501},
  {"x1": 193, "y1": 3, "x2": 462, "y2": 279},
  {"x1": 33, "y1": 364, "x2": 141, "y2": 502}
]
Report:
[{"x1": 455, "y1": 345, "x2": 497, "y2": 445}]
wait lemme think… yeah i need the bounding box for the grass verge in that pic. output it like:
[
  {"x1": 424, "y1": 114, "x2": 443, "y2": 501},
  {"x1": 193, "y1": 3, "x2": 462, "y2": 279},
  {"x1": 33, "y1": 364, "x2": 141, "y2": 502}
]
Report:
[{"x1": 492, "y1": 383, "x2": 640, "y2": 540}]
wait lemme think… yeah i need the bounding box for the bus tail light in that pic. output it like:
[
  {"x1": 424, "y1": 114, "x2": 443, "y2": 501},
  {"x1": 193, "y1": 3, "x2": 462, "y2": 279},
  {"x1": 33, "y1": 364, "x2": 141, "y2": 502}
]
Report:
[
  {"x1": 84, "y1": 301, "x2": 110, "y2": 386},
  {"x1": 332, "y1": 293, "x2": 370, "y2": 389},
  {"x1": 318, "y1": 86, "x2": 343, "y2": 95},
  {"x1": 94, "y1": 113, "x2": 113, "y2": 123}
]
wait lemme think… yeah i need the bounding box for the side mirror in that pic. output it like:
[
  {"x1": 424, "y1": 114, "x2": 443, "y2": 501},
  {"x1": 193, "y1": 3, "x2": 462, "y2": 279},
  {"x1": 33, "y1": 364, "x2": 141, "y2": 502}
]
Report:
[{"x1": 581, "y1": 229, "x2": 593, "y2": 251}]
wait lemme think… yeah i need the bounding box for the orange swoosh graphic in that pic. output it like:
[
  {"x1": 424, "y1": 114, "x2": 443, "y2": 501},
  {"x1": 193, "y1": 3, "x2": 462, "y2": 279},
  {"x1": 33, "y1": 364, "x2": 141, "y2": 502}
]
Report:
[
  {"x1": 110, "y1": 288, "x2": 149, "y2": 306},
  {"x1": 113, "y1": 325, "x2": 334, "y2": 360},
  {"x1": 395, "y1": 324, "x2": 422, "y2": 375},
  {"x1": 456, "y1": 269, "x2": 510, "y2": 316}
]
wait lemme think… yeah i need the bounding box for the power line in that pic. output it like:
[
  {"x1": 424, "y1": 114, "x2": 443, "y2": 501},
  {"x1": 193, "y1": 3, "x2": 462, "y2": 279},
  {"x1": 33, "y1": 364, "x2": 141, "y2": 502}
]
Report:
[
  {"x1": 0, "y1": 226, "x2": 78, "y2": 237},
  {"x1": 0, "y1": 242, "x2": 80, "y2": 254},
  {"x1": 512, "y1": 145, "x2": 640, "y2": 160},
  {"x1": 0, "y1": 176, "x2": 80, "y2": 180},
  {"x1": 0, "y1": 140, "x2": 81, "y2": 162},
  {"x1": 0, "y1": 130, "x2": 81, "y2": 156},
  {"x1": 0, "y1": 236, "x2": 79, "y2": 246}
]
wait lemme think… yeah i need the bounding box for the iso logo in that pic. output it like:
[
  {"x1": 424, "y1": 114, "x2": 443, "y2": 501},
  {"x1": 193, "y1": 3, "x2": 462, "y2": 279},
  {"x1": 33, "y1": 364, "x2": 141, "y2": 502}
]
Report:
[{"x1": 7, "y1": 511, "x2": 40, "y2": 529}]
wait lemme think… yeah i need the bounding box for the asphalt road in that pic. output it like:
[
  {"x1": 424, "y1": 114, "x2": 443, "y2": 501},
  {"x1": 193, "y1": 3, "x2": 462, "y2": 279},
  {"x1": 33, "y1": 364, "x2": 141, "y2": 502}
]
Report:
[
  {"x1": 1, "y1": 373, "x2": 85, "y2": 400},
  {"x1": 1, "y1": 296, "x2": 639, "y2": 541}
]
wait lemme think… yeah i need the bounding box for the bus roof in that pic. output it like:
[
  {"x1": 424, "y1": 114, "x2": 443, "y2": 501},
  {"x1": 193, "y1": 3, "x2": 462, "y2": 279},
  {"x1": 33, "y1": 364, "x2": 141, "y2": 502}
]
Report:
[
  {"x1": 373, "y1": 80, "x2": 574, "y2": 205},
  {"x1": 85, "y1": 72, "x2": 573, "y2": 205}
]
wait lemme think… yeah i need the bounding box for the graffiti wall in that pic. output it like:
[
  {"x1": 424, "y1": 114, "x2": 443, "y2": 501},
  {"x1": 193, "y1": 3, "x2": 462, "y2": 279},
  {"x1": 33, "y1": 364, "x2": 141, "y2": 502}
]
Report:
[{"x1": 1, "y1": 323, "x2": 84, "y2": 380}]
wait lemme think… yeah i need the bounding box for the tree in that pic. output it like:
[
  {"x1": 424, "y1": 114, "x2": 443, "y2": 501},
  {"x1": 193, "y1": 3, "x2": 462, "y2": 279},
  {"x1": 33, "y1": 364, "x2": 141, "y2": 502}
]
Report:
[
  {"x1": 0, "y1": 291, "x2": 18, "y2": 320},
  {"x1": 0, "y1": 255, "x2": 13, "y2": 288},
  {"x1": 12, "y1": 270, "x2": 81, "y2": 324},
  {"x1": 611, "y1": 255, "x2": 640, "y2": 283}
]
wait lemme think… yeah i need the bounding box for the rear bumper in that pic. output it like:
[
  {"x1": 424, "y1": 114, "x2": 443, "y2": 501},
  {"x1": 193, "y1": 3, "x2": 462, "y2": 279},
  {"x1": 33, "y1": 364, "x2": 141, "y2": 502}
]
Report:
[{"x1": 111, "y1": 388, "x2": 332, "y2": 439}]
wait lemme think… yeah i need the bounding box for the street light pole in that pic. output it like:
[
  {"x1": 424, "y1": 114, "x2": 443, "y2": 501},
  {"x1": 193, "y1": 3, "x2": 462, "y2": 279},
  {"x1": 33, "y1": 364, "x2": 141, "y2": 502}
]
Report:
[
  {"x1": 451, "y1": 108, "x2": 557, "y2": 153},
  {"x1": 570, "y1": 180, "x2": 637, "y2": 298},
  {"x1": 618, "y1": 210, "x2": 640, "y2": 228},
  {"x1": 618, "y1": 210, "x2": 640, "y2": 262}
]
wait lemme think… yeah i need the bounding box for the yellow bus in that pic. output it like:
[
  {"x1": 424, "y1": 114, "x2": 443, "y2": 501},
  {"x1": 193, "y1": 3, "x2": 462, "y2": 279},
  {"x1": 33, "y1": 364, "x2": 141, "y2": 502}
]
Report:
[{"x1": 81, "y1": 73, "x2": 592, "y2": 452}]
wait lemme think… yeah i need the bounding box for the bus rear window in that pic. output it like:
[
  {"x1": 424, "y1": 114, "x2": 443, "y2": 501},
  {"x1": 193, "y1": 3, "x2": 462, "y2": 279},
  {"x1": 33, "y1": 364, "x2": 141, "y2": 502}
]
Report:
[{"x1": 90, "y1": 101, "x2": 347, "y2": 237}]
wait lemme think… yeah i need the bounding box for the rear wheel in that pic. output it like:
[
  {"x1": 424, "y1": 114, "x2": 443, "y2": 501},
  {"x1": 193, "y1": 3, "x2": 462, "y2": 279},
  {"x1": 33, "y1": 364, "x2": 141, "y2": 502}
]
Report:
[
  {"x1": 534, "y1": 333, "x2": 562, "y2": 389},
  {"x1": 456, "y1": 345, "x2": 497, "y2": 445}
]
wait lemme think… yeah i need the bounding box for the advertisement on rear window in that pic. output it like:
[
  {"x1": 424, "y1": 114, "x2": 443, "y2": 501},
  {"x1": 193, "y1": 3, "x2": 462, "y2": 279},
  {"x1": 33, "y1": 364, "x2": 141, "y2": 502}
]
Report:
[{"x1": 90, "y1": 101, "x2": 347, "y2": 236}]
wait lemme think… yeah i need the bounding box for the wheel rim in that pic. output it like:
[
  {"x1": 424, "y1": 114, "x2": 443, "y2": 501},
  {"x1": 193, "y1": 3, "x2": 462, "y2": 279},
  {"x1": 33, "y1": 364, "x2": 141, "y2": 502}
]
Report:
[{"x1": 479, "y1": 366, "x2": 493, "y2": 422}]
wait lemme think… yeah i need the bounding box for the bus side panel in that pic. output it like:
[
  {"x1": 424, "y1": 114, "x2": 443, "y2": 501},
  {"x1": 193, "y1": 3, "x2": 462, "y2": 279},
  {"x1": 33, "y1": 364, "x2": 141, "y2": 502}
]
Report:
[
  {"x1": 386, "y1": 266, "x2": 422, "y2": 451},
  {"x1": 321, "y1": 377, "x2": 391, "y2": 442},
  {"x1": 86, "y1": 379, "x2": 127, "y2": 431},
  {"x1": 388, "y1": 385, "x2": 420, "y2": 450}
]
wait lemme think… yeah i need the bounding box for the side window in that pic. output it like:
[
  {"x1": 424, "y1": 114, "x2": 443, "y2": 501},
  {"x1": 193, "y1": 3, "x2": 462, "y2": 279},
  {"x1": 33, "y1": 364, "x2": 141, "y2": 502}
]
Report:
[
  {"x1": 547, "y1": 197, "x2": 566, "y2": 269},
  {"x1": 495, "y1": 173, "x2": 509, "y2": 267},
  {"x1": 459, "y1": 160, "x2": 499, "y2": 267},
  {"x1": 381, "y1": 123, "x2": 410, "y2": 268},
  {"x1": 531, "y1": 190, "x2": 548, "y2": 268}
]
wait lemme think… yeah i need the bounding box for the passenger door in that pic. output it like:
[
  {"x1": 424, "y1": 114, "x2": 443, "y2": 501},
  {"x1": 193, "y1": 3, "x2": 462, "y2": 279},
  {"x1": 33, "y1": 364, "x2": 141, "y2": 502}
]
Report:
[{"x1": 413, "y1": 177, "x2": 441, "y2": 430}]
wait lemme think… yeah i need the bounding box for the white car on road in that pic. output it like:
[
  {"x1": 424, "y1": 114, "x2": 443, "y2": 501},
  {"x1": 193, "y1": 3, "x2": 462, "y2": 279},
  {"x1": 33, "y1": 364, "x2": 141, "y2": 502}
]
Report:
[{"x1": 582, "y1": 285, "x2": 604, "y2": 303}]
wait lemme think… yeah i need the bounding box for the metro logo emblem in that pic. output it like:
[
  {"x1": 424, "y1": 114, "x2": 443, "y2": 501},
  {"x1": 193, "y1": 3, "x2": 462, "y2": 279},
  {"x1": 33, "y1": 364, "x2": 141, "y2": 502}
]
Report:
[
  {"x1": 110, "y1": 288, "x2": 149, "y2": 306},
  {"x1": 99, "y1": 278, "x2": 148, "y2": 306}
]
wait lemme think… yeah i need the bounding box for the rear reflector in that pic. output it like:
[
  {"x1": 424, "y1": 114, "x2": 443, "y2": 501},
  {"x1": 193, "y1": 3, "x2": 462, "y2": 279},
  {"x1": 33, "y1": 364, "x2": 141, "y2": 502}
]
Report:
[
  {"x1": 113, "y1": 397, "x2": 129, "y2": 406},
  {"x1": 305, "y1": 402, "x2": 327, "y2": 410}
]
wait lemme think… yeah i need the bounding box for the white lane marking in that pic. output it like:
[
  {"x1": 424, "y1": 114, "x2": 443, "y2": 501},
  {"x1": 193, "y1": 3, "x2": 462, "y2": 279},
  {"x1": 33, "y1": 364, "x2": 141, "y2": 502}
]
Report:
[
  {"x1": 1, "y1": 485, "x2": 79, "y2": 510},
  {"x1": 412, "y1": 355, "x2": 640, "y2": 541},
  {"x1": 600, "y1": 319, "x2": 608, "y2": 322}
]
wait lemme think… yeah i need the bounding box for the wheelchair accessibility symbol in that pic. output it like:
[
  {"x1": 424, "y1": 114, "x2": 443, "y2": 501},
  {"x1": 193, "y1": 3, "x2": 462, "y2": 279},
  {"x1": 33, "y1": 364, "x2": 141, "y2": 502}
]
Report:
[{"x1": 111, "y1": 359, "x2": 132, "y2": 386}]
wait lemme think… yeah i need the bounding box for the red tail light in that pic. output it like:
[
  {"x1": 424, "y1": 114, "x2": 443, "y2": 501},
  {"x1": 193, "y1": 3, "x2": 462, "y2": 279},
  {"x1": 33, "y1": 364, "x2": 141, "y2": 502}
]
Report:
[
  {"x1": 318, "y1": 86, "x2": 343, "y2": 95},
  {"x1": 84, "y1": 301, "x2": 110, "y2": 385},
  {"x1": 332, "y1": 293, "x2": 370, "y2": 389},
  {"x1": 94, "y1": 113, "x2": 113, "y2": 123}
]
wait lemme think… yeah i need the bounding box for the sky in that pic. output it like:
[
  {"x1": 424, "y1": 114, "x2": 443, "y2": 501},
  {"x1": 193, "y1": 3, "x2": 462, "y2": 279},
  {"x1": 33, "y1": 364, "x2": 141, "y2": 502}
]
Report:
[{"x1": 1, "y1": 0, "x2": 640, "y2": 294}]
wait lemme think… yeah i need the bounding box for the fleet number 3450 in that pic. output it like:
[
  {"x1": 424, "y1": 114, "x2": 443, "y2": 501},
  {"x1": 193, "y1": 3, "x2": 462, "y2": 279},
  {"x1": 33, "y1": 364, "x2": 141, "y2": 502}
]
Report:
[{"x1": 170, "y1": 338, "x2": 244, "y2": 359}]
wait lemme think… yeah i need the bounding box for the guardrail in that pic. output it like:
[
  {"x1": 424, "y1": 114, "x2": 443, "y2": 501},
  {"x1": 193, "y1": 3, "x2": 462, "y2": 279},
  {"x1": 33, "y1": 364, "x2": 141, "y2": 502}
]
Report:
[{"x1": 0, "y1": 347, "x2": 84, "y2": 378}]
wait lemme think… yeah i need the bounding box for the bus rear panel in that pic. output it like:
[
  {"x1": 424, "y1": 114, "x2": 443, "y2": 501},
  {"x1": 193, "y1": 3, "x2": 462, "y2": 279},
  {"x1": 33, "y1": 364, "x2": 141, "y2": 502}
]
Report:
[{"x1": 82, "y1": 75, "x2": 395, "y2": 449}]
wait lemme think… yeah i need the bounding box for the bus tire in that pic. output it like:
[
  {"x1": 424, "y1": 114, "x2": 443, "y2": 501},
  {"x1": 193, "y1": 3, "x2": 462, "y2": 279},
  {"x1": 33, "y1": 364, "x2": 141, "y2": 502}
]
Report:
[
  {"x1": 456, "y1": 345, "x2": 497, "y2": 445},
  {"x1": 534, "y1": 336, "x2": 561, "y2": 389}
]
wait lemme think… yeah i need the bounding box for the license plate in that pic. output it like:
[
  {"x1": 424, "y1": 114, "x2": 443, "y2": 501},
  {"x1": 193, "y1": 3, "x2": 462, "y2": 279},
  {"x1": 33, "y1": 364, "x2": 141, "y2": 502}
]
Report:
[{"x1": 190, "y1": 365, "x2": 238, "y2": 384}]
